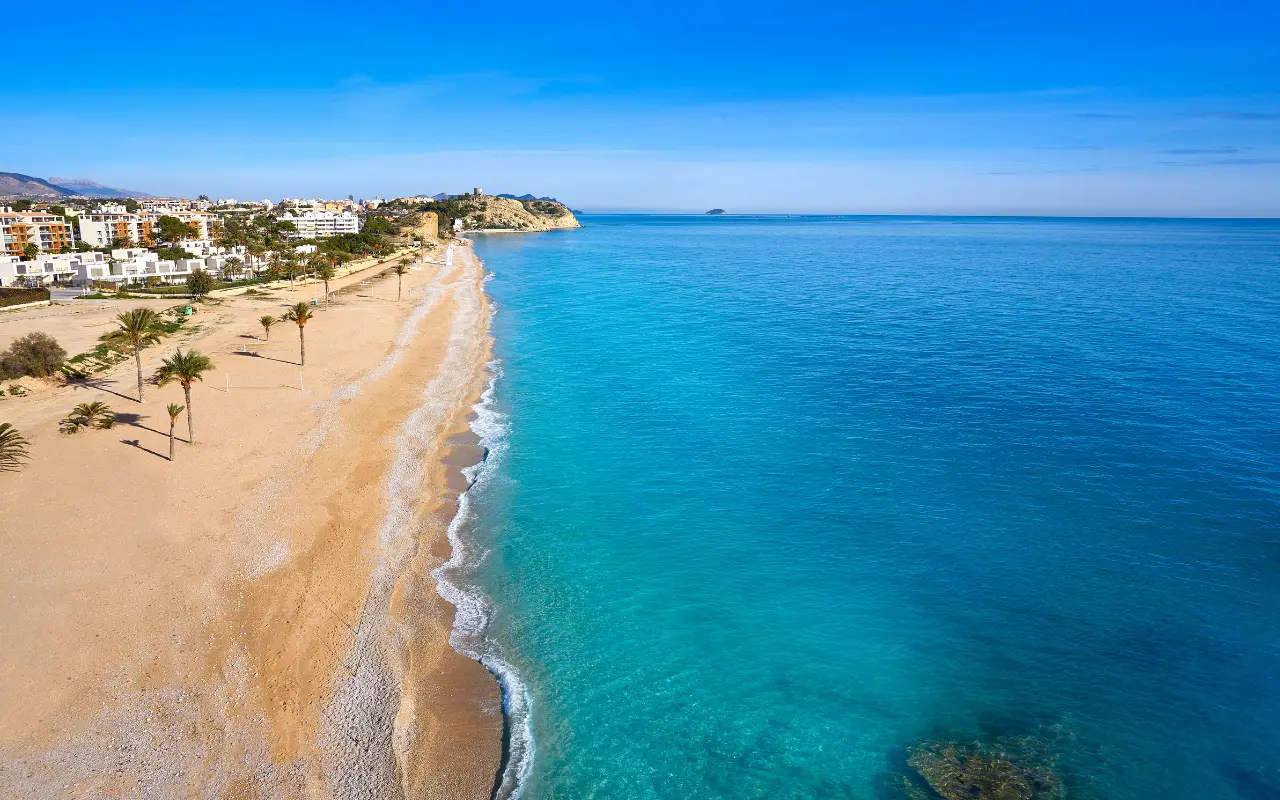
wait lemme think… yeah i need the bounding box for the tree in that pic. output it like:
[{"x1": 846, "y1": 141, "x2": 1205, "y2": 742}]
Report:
[
  {"x1": 156, "y1": 215, "x2": 196, "y2": 246},
  {"x1": 0, "y1": 423, "x2": 30, "y2": 472},
  {"x1": 0, "y1": 332, "x2": 67, "y2": 379},
  {"x1": 106, "y1": 308, "x2": 163, "y2": 401},
  {"x1": 21, "y1": 243, "x2": 38, "y2": 260},
  {"x1": 259, "y1": 315, "x2": 277, "y2": 340},
  {"x1": 282, "y1": 302, "x2": 314, "y2": 366},
  {"x1": 224, "y1": 256, "x2": 244, "y2": 281},
  {"x1": 60, "y1": 401, "x2": 115, "y2": 433},
  {"x1": 156, "y1": 246, "x2": 196, "y2": 261},
  {"x1": 155, "y1": 349, "x2": 214, "y2": 444},
  {"x1": 313, "y1": 258, "x2": 336, "y2": 306},
  {"x1": 123, "y1": 199, "x2": 139, "y2": 213},
  {"x1": 186, "y1": 268, "x2": 217, "y2": 300},
  {"x1": 110, "y1": 236, "x2": 132, "y2": 250},
  {"x1": 247, "y1": 242, "x2": 267, "y2": 275},
  {"x1": 268, "y1": 250, "x2": 286, "y2": 283},
  {"x1": 166, "y1": 403, "x2": 184, "y2": 460},
  {"x1": 394, "y1": 258, "x2": 411, "y2": 301}
]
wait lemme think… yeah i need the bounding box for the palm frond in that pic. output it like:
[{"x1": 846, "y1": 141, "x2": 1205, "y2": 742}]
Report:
[
  {"x1": 0, "y1": 423, "x2": 30, "y2": 472},
  {"x1": 155, "y1": 349, "x2": 215, "y2": 388}
]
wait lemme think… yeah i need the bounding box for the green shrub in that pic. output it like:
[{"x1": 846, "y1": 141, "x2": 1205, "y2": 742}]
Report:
[
  {"x1": 0, "y1": 332, "x2": 67, "y2": 379},
  {"x1": 0, "y1": 287, "x2": 51, "y2": 308}
]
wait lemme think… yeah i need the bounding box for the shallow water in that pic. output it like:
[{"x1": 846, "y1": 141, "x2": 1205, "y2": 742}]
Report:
[{"x1": 464, "y1": 216, "x2": 1280, "y2": 799}]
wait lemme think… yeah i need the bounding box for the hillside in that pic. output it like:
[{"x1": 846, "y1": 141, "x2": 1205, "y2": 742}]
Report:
[
  {"x1": 0, "y1": 172, "x2": 76, "y2": 197},
  {"x1": 48, "y1": 178, "x2": 152, "y2": 198},
  {"x1": 457, "y1": 194, "x2": 580, "y2": 232},
  {"x1": 0, "y1": 172, "x2": 151, "y2": 198}
]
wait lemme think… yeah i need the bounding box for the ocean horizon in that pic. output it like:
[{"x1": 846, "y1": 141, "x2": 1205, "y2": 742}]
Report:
[
  {"x1": 571, "y1": 213, "x2": 1280, "y2": 221},
  {"x1": 459, "y1": 215, "x2": 1280, "y2": 799}
]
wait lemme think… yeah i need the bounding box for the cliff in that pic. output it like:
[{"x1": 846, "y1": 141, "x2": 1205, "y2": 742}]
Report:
[{"x1": 458, "y1": 194, "x2": 580, "y2": 232}]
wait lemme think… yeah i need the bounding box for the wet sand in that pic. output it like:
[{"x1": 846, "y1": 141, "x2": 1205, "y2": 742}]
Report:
[{"x1": 0, "y1": 244, "x2": 501, "y2": 797}]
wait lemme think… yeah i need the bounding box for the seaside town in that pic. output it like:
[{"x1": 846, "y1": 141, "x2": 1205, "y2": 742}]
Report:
[
  {"x1": 0, "y1": 176, "x2": 580, "y2": 796},
  {"x1": 0, "y1": 178, "x2": 579, "y2": 295}
]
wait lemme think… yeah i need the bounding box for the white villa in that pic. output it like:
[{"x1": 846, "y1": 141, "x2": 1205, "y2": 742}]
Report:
[{"x1": 0, "y1": 244, "x2": 249, "y2": 287}]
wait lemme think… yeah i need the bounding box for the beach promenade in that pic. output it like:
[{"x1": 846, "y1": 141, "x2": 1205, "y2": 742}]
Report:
[{"x1": 0, "y1": 245, "x2": 501, "y2": 797}]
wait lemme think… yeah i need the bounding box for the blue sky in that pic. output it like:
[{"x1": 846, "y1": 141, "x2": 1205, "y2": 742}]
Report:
[{"x1": 4, "y1": 0, "x2": 1279, "y2": 215}]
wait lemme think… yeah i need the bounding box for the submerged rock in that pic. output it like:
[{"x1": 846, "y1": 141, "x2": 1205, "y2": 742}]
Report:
[{"x1": 904, "y1": 739, "x2": 1064, "y2": 800}]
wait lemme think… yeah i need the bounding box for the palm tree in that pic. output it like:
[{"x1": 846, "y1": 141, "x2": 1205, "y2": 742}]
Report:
[
  {"x1": 282, "y1": 302, "x2": 315, "y2": 366},
  {"x1": 155, "y1": 349, "x2": 214, "y2": 444},
  {"x1": 166, "y1": 403, "x2": 184, "y2": 460},
  {"x1": 259, "y1": 315, "x2": 278, "y2": 341},
  {"x1": 269, "y1": 250, "x2": 286, "y2": 284},
  {"x1": 247, "y1": 242, "x2": 267, "y2": 276},
  {"x1": 61, "y1": 401, "x2": 115, "y2": 433},
  {"x1": 314, "y1": 260, "x2": 336, "y2": 307},
  {"x1": 394, "y1": 258, "x2": 411, "y2": 301},
  {"x1": 0, "y1": 423, "x2": 30, "y2": 472},
  {"x1": 107, "y1": 308, "x2": 163, "y2": 402}
]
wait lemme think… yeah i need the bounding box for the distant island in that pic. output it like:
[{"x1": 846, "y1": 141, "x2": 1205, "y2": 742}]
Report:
[{"x1": 705, "y1": 209, "x2": 726, "y2": 215}]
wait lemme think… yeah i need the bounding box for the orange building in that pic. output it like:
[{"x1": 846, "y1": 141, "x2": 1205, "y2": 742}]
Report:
[{"x1": 0, "y1": 207, "x2": 74, "y2": 255}]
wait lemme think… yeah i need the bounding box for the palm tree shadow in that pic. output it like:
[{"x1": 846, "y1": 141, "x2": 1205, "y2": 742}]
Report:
[
  {"x1": 114, "y1": 412, "x2": 188, "y2": 444},
  {"x1": 70, "y1": 376, "x2": 136, "y2": 403},
  {"x1": 120, "y1": 438, "x2": 169, "y2": 461},
  {"x1": 231, "y1": 351, "x2": 298, "y2": 366}
]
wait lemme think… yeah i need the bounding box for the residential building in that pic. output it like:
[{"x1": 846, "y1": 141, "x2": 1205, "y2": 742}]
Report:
[
  {"x1": 140, "y1": 198, "x2": 212, "y2": 213},
  {"x1": 77, "y1": 209, "x2": 218, "y2": 247},
  {"x1": 0, "y1": 207, "x2": 75, "y2": 256},
  {"x1": 0, "y1": 252, "x2": 106, "y2": 286},
  {"x1": 78, "y1": 210, "x2": 154, "y2": 248},
  {"x1": 278, "y1": 210, "x2": 361, "y2": 239}
]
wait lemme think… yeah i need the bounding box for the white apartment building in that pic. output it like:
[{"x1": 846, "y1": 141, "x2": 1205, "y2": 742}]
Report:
[
  {"x1": 0, "y1": 207, "x2": 75, "y2": 256},
  {"x1": 140, "y1": 198, "x2": 212, "y2": 213},
  {"x1": 77, "y1": 211, "x2": 153, "y2": 248},
  {"x1": 77, "y1": 209, "x2": 217, "y2": 247},
  {"x1": 279, "y1": 210, "x2": 361, "y2": 239},
  {"x1": 0, "y1": 252, "x2": 106, "y2": 286}
]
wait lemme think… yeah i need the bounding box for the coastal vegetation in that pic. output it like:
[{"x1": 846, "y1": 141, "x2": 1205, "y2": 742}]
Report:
[
  {"x1": 155, "y1": 349, "x2": 213, "y2": 444},
  {"x1": 65, "y1": 308, "x2": 186, "y2": 380},
  {"x1": 155, "y1": 215, "x2": 197, "y2": 246},
  {"x1": 166, "y1": 403, "x2": 184, "y2": 460},
  {"x1": 0, "y1": 332, "x2": 67, "y2": 380},
  {"x1": 155, "y1": 246, "x2": 197, "y2": 261},
  {"x1": 259, "y1": 315, "x2": 277, "y2": 340},
  {"x1": 107, "y1": 309, "x2": 164, "y2": 401},
  {"x1": 0, "y1": 422, "x2": 29, "y2": 472},
  {"x1": 394, "y1": 258, "x2": 410, "y2": 300},
  {"x1": 312, "y1": 256, "x2": 338, "y2": 306},
  {"x1": 0, "y1": 287, "x2": 51, "y2": 308},
  {"x1": 282, "y1": 302, "x2": 315, "y2": 366},
  {"x1": 186, "y1": 268, "x2": 217, "y2": 300},
  {"x1": 60, "y1": 401, "x2": 115, "y2": 433}
]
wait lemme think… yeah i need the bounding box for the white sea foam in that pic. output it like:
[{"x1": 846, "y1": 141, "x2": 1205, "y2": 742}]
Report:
[{"x1": 432, "y1": 311, "x2": 536, "y2": 799}]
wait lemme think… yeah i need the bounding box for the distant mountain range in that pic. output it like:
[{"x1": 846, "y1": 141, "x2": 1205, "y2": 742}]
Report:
[
  {"x1": 0, "y1": 172, "x2": 152, "y2": 199},
  {"x1": 49, "y1": 177, "x2": 153, "y2": 198}
]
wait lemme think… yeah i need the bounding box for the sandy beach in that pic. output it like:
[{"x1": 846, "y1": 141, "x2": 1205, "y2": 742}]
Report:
[{"x1": 0, "y1": 244, "x2": 501, "y2": 797}]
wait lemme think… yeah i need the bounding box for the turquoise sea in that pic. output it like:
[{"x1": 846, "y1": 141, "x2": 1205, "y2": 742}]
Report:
[{"x1": 451, "y1": 216, "x2": 1280, "y2": 799}]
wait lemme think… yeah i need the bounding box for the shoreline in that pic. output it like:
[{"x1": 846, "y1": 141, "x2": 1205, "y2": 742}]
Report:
[{"x1": 0, "y1": 243, "x2": 504, "y2": 796}]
